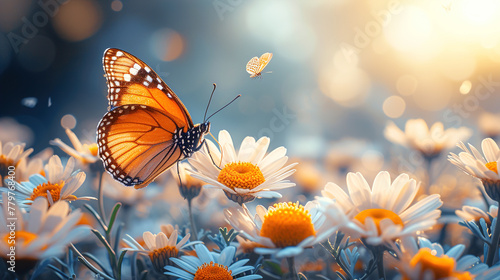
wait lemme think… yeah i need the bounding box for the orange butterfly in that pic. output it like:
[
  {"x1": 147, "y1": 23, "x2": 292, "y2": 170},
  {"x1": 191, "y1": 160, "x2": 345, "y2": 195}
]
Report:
[
  {"x1": 246, "y1": 52, "x2": 273, "y2": 78},
  {"x1": 97, "y1": 48, "x2": 210, "y2": 189}
]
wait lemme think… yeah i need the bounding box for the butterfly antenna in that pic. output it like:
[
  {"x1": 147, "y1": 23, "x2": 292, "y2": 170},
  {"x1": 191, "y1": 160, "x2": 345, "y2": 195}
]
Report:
[
  {"x1": 205, "y1": 94, "x2": 241, "y2": 122},
  {"x1": 203, "y1": 83, "x2": 217, "y2": 122}
]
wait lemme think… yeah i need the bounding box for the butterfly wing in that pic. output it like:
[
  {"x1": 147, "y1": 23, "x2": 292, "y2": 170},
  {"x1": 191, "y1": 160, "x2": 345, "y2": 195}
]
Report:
[
  {"x1": 99, "y1": 48, "x2": 203, "y2": 189},
  {"x1": 97, "y1": 104, "x2": 183, "y2": 189},
  {"x1": 246, "y1": 57, "x2": 260, "y2": 77},
  {"x1": 102, "y1": 48, "x2": 193, "y2": 127},
  {"x1": 257, "y1": 52, "x2": 272, "y2": 74}
]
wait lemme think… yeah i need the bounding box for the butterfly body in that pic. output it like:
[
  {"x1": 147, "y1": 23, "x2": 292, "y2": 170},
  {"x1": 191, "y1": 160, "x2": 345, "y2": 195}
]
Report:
[
  {"x1": 97, "y1": 48, "x2": 209, "y2": 189},
  {"x1": 246, "y1": 52, "x2": 273, "y2": 78},
  {"x1": 174, "y1": 122, "x2": 210, "y2": 158}
]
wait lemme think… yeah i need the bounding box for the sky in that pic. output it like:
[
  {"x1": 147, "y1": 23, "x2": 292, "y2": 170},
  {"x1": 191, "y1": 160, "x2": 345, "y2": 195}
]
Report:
[{"x1": 1, "y1": 0, "x2": 500, "y2": 160}]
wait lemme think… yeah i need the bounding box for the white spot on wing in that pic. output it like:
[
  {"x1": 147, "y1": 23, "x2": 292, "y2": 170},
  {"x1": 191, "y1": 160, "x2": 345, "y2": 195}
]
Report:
[
  {"x1": 123, "y1": 74, "x2": 131, "y2": 81},
  {"x1": 129, "y1": 68, "x2": 138, "y2": 75},
  {"x1": 116, "y1": 51, "x2": 123, "y2": 56}
]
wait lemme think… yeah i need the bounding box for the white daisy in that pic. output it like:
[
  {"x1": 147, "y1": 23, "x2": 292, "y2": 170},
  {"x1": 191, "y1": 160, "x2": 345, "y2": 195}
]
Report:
[
  {"x1": 391, "y1": 236, "x2": 488, "y2": 280},
  {"x1": 188, "y1": 130, "x2": 297, "y2": 205},
  {"x1": 325, "y1": 138, "x2": 384, "y2": 181},
  {"x1": 456, "y1": 204, "x2": 498, "y2": 224},
  {"x1": 99, "y1": 172, "x2": 156, "y2": 217},
  {"x1": 448, "y1": 138, "x2": 500, "y2": 202},
  {"x1": 0, "y1": 117, "x2": 33, "y2": 145},
  {"x1": 0, "y1": 194, "x2": 90, "y2": 261},
  {"x1": 164, "y1": 244, "x2": 262, "y2": 280},
  {"x1": 225, "y1": 201, "x2": 337, "y2": 258},
  {"x1": 1, "y1": 155, "x2": 95, "y2": 207},
  {"x1": 478, "y1": 112, "x2": 500, "y2": 138},
  {"x1": 123, "y1": 227, "x2": 200, "y2": 272},
  {"x1": 385, "y1": 119, "x2": 472, "y2": 159},
  {"x1": 171, "y1": 162, "x2": 204, "y2": 200},
  {"x1": 50, "y1": 128, "x2": 99, "y2": 166},
  {"x1": 319, "y1": 171, "x2": 443, "y2": 245},
  {"x1": 0, "y1": 141, "x2": 44, "y2": 187}
]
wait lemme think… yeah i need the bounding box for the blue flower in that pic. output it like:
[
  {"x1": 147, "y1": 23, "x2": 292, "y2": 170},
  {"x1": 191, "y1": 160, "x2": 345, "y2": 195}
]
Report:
[{"x1": 164, "y1": 244, "x2": 262, "y2": 280}]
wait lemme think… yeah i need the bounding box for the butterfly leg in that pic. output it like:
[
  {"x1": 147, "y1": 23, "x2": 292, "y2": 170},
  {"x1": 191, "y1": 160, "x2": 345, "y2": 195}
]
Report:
[
  {"x1": 201, "y1": 140, "x2": 222, "y2": 170},
  {"x1": 176, "y1": 161, "x2": 184, "y2": 189}
]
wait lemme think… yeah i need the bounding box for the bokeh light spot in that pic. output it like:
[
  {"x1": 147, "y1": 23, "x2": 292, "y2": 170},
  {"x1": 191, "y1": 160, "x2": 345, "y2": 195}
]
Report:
[
  {"x1": 459, "y1": 80, "x2": 472, "y2": 95},
  {"x1": 61, "y1": 114, "x2": 77, "y2": 130},
  {"x1": 150, "y1": 28, "x2": 185, "y2": 62},
  {"x1": 383, "y1": 95, "x2": 406, "y2": 118},
  {"x1": 52, "y1": 0, "x2": 103, "y2": 42},
  {"x1": 111, "y1": 0, "x2": 123, "y2": 12}
]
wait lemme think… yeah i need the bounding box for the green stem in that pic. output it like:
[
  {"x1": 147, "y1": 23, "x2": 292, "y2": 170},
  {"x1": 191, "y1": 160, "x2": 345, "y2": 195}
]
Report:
[
  {"x1": 97, "y1": 170, "x2": 106, "y2": 224},
  {"x1": 287, "y1": 257, "x2": 298, "y2": 280},
  {"x1": 188, "y1": 199, "x2": 198, "y2": 241},
  {"x1": 486, "y1": 215, "x2": 500, "y2": 266},
  {"x1": 478, "y1": 185, "x2": 491, "y2": 209},
  {"x1": 375, "y1": 246, "x2": 386, "y2": 280},
  {"x1": 424, "y1": 155, "x2": 435, "y2": 194}
]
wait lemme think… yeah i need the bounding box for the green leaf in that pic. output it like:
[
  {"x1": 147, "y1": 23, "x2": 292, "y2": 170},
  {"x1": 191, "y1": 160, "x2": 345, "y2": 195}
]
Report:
[
  {"x1": 70, "y1": 244, "x2": 114, "y2": 280},
  {"x1": 263, "y1": 260, "x2": 283, "y2": 276},
  {"x1": 84, "y1": 204, "x2": 107, "y2": 232},
  {"x1": 91, "y1": 229, "x2": 117, "y2": 268},
  {"x1": 106, "y1": 203, "x2": 122, "y2": 236},
  {"x1": 219, "y1": 227, "x2": 239, "y2": 245}
]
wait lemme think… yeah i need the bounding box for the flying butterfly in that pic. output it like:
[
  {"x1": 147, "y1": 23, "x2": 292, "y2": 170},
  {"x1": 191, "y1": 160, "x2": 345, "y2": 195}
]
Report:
[
  {"x1": 96, "y1": 48, "x2": 214, "y2": 189},
  {"x1": 246, "y1": 52, "x2": 273, "y2": 78}
]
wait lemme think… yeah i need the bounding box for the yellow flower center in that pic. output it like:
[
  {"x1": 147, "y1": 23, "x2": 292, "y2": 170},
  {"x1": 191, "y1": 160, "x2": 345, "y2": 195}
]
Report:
[
  {"x1": 354, "y1": 209, "x2": 404, "y2": 234},
  {"x1": 193, "y1": 261, "x2": 232, "y2": 280},
  {"x1": 88, "y1": 143, "x2": 99, "y2": 157},
  {"x1": 406, "y1": 248, "x2": 472, "y2": 280},
  {"x1": 260, "y1": 202, "x2": 316, "y2": 248},
  {"x1": 28, "y1": 182, "x2": 64, "y2": 202},
  {"x1": 486, "y1": 162, "x2": 498, "y2": 174},
  {"x1": 3, "y1": 231, "x2": 37, "y2": 247},
  {"x1": 217, "y1": 162, "x2": 265, "y2": 190}
]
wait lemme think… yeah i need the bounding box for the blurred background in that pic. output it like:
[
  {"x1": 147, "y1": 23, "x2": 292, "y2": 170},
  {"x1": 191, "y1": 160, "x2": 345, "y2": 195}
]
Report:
[{"x1": 1, "y1": 0, "x2": 500, "y2": 164}]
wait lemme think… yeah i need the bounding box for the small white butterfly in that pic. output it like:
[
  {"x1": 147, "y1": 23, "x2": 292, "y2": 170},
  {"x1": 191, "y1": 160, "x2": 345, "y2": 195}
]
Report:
[{"x1": 246, "y1": 52, "x2": 273, "y2": 78}]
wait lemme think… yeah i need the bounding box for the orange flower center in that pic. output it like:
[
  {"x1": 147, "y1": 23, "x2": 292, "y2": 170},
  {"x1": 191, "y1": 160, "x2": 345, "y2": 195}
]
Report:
[
  {"x1": 486, "y1": 162, "x2": 498, "y2": 174},
  {"x1": 28, "y1": 182, "x2": 64, "y2": 202},
  {"x1": 260, "y1": 202, "x2": 316, "y2": 248},
  {"x1": 193, "y1": 261, "x2": 232, "y2": 280},
  {"x1": 217, "y1": 162, "x2": 265, "y2": 190},
  {"x1": 148, "y1": 246, "x2": 179, "y2": 261},
  {"x1": 354, "y1": 209, "x2": 404, "y2": 234},
  {"x1": 88, "y1": 143, "x2": 99, "y2": 157},
  {"x1": 407, "y1": 248, "x2": 472, "y2": 280},
  {"x1": 3, "y1": 231, "x2": 37, "y2": 247}
]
